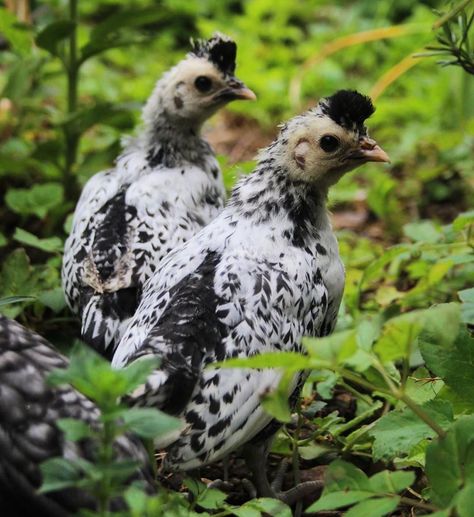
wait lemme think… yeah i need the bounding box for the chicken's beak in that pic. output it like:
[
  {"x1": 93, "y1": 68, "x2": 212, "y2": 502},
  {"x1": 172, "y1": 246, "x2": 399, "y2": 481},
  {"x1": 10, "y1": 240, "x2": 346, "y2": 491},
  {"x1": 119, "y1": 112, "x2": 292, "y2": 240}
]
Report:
[
  {"x1": 213, "y1": 78, "x2": 257, "y2": 102},
  {"x1": 355, "y1": 137, "x2": 390, "y2": 163}
]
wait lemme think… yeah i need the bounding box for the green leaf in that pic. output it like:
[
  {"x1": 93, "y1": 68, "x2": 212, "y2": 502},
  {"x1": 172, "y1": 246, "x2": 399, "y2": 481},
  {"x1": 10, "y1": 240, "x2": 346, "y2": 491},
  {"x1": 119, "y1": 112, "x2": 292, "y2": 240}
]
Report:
[
  {"x1": 0, "y1": 232, "x2": 6, "y2": 247},
  {"x1": 13, "y1": 228, "x2": 63, "y2": 253},
  {"x1": 0, "y1": 8, "x2": 32, "y2": 55},
  {"x1": 324, "y1": 460, "x2": 371, "y2": 491},
  {"x1": 62, "y1": 103, "x2": 134, "y2": 137},
  {"x1": 426, "y1": 415, "x2": 474, "y2": 508},
  {"x1": 452, "y1": 210, "x2": 474, "y2": 232},
  {"x1": 89, "y1": 7, "x2": 168, "y2": 40},
  {"x1": 370, "y1": 399, "x2": 454, "y2": 461},
  {"x1": 5, "y1": 183, "x2": 64, "y2": 219},
  {"x1": 38, "y1": 288, "x2": 67, "y2": 313},
  {"x1": 307, "y1": 491, "x2": 374, "y2": 512},
  {"x1": 260, "y1": 370, "x2": 295, "y2": 423},
  {"x1": 57, "y1": 418, "x2": 92, "y2": 441},
  {"x1": 122, "y1": 408, "x2": 182, "y2": 439},
  {"x1": 344, "y1": 496, "x2": 399, "y2": 517},
  {"x1": 215, "y1": 352, "x2": 308, "y2": 370},
  {"x1": 459, "y1": 288, "x2": 474, "y2": 325},
  {"x1": 403, "y1": 220, "x2": 442, "y2": 243},
  {"x1": 39, "y1": 457, "x2": 84, "y2": 493},
  {"x1": 456, "y1": 483, "x2": 474, "y2": 517},
  {"x1": 420, "y1": 316, "x2": 474, "y2": 402},
  {"x1": 36, "y1": 20, "x2": 75, "y2": 57},
  {"x1": 0, "y1": 295, "x2": 36, "y2": 307},
  {"x1": 233, "y1": 498, "x2": 291, "y2": 517},
  {"x1": 369, "y1": 470, "x2": 415, "y2": 493},
  {"x1": 195, "y1": 487, "x2": 228, "y2": 510}
]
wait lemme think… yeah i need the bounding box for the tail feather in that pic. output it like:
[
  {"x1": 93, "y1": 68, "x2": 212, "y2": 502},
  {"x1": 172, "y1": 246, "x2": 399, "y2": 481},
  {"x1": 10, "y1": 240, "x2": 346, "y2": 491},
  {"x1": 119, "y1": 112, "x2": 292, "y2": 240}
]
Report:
[{"x1": 81, "y1": 288, "x2": 138, "y2": 360}]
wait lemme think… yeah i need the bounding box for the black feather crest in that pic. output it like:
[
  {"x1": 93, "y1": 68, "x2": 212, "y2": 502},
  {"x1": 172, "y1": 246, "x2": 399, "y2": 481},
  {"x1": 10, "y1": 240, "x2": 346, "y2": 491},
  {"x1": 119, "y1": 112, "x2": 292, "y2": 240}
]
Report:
[
  {"x1": 191, "y1": 33, "x2": 237, "y2": 75},
  {"x1": 322, "y1": 90, "x2": 375, "y2": 128}
]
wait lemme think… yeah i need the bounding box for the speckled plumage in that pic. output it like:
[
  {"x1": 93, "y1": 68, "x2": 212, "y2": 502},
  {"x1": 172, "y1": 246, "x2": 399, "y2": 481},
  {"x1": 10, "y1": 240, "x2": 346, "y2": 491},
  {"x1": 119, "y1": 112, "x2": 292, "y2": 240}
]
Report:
[
  {"x1": 111, "y1": 91, "x2": 386, "y2": 473},
  {"x1": 62, "y1": 34, "x2": 254, "y2": 358},
  {"x1": 0, "y1": 316, "x2": 154, "y2": 517}
]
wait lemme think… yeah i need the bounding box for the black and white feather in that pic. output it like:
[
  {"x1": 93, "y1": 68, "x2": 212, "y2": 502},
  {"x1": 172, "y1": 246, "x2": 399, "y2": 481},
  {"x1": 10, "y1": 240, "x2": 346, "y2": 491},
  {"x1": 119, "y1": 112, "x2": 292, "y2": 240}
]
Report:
[
  {"x1": 62, "y1": 34, "x2": 254, "y2": 359},
  {"x1": 112, "y1": 91, "x2": 388, "y2": 471},
  {"x1": 0, "y1": 316, "x2": 154, "y2": 517}
]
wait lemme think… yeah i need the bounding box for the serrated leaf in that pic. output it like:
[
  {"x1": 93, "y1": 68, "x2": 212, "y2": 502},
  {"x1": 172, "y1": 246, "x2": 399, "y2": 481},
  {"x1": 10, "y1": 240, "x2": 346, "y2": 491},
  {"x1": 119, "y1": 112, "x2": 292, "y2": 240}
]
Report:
[
  {"x1": 36, "y1": 20, "x2": 75, "y2": 57},
  {"x1": 370, "y1": 399, "x2": 454, "y2": 461},
  {"x1": 452, "y1": 210, "x2": 474, "y2": 232},
  {"x1": 122, "y1": 408, "x2": 182, "y2": 439},
  {"x1": 324, "y1": 460, "x2": 371, "y2": 492},
  {"x1": 403, "y1": 220, "x2": 442, "y2": 243},
  {"x1": 13, "y1": 228, "x2": 63, "y2": 253},
  {"x1": 5, "y1": 183, "x2": 64, "y2": 219},
  {"x1": 426, "y1": 415, "x2": 474, "y2": 508},
  {"x1": 420, "y1": 313, "x2": 474, "y2": 402}
]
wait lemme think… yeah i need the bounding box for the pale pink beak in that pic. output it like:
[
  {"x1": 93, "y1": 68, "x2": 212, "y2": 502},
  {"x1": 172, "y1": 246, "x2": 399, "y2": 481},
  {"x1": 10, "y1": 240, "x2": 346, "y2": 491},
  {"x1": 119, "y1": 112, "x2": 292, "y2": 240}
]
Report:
[{"x1": 357, "y1": 137, "x2": 390, "y2": 163}]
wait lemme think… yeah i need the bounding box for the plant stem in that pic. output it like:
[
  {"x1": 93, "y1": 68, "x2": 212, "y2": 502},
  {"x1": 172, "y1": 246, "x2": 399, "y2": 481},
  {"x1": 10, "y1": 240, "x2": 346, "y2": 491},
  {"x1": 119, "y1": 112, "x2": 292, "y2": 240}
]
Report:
[
  {"x1": 64, "y1": 0, "x2": 79, "y2": 199},
  {"x1": 399, "y1": 496, "x2": 438, "y2": 512},
  {"x1": 400, "y1": 393, "x2": 447, "y2": 438}
]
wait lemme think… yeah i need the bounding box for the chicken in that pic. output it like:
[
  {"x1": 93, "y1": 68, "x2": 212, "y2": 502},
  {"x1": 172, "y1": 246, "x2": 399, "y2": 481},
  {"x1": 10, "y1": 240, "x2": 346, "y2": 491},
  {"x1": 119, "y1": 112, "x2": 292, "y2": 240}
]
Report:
[
  {"x1": 111, "y1": 90, "x2": 389, "y2": 493},
  {"x1": 62, "y1": 33, "x2": 255, "y2": 359},
  {"x1": 0, "y1": 316, "x2": 154, "y2": 517}
]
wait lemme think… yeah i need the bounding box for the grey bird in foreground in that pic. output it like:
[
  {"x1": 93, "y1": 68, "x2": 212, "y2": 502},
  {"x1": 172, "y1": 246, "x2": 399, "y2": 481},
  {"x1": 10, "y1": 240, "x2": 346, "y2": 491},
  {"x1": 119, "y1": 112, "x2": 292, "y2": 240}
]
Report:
[
  {"x1": 62, "y1": 33, "x2": 255, "y2": 359},
  {"x1": 112, "y1": 90, "x2": 390, "y2": 497},
  {"x1": 0, "y1": 316, "x2": 154, "y2": 517}
]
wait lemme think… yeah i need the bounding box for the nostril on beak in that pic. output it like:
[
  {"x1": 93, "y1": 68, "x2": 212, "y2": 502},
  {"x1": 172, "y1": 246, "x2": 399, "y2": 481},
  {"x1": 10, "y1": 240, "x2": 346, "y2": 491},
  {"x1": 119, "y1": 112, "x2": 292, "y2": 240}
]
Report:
[{"x1": 359, "y1": 137, "x2": 377, "y2": 150}]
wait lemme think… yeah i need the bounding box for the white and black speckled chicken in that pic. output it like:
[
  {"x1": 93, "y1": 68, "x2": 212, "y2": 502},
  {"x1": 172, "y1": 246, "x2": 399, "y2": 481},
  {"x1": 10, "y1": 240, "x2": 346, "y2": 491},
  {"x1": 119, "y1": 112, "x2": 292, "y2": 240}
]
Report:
[
  {"x1": 111, "y1": 90, "x2": 389, "y2": 495},
  {"x1": 0, "y1": 316, "x2": 155, "y2": 517},
  {"x1": 62, "y1": 34, "x2": 255, "y2": 359}
]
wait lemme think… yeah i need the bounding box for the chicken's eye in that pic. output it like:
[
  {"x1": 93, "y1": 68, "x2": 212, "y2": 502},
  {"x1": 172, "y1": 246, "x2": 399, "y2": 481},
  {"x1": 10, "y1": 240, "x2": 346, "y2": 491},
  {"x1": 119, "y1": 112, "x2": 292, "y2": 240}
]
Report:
[
  {"x1": 319, "y1": 135, "x2": 340, "y2": 153},
  {"x1": 194, "y1": 76, "x2": 213, "y2": 92}
]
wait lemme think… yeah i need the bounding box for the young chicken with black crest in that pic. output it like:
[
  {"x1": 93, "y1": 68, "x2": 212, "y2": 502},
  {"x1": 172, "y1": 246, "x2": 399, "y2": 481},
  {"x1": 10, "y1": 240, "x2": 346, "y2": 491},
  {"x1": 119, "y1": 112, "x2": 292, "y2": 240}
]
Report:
[
  {"x1": 111, "y1": 90, "x2": 389, "y2": 499},
  {"x1": 62, "y1": 34, "x2": 255, "y2": 359}
]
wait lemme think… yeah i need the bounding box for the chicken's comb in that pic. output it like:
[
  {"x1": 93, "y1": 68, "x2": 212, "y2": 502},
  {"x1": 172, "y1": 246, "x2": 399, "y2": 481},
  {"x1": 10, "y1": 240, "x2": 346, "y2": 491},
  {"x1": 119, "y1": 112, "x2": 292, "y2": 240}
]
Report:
[
  {"x1": 190, "y1": 33, "x2": 237, "y2": 76},
  {"x1": 322, "y1": 90, "x2": 375, "y2": 129}
]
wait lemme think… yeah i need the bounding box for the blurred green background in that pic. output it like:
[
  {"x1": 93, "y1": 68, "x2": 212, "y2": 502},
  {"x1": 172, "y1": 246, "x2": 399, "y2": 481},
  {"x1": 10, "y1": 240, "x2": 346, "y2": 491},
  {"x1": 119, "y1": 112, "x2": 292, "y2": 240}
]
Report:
[{"x1": 0, "y1": 0, "x2": 472, "y2": 343}]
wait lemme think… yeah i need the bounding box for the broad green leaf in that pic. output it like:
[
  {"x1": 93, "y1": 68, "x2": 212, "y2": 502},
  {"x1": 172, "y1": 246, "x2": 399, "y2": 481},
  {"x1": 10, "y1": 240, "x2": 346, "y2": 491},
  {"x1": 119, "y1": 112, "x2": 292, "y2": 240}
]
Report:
[
  {"x1": 36, "y1": 20, "x2": 75, "y2": 57},
  {"x1": 459, "y1": 288, "x2": 474, "y2": 325},
  {"x1": 216, "y1": 352, "x2": 308, "y2": 370},
  {"x1": 452, "y1": 210, "x2": 474, "y2": 232},
  {"x1": 38, "y1": 288, "x2": 67, "y2": 313},
  {"x1": 39, "y1": 457, "x2": 84, "y2": 493},
  {"x1": 426, "y1": 415, "x2": 474, "y2": 508},
  {"x1": 122, "y1": 408, "x2": 182, "y2": 439},
  {"x1": 260, "y1": 370, "x2": 295, "y2": 423},
  {"x1": 420, "y1": 317, "x2": 474, "y2": 402},
  {"x1": 324, "y1": 459, "x2": 371, "y2": 492},
  {"x1": 403, "y1": 220, "x2": 442, "y2": 243},
  {"x1": 370, "y1": 399, "x2": 454, "y2": 461},
  {"x1": 195, "y1": 487, "x2": 227, "y2": 510},
  {"x1": 405, "y1": 367, "x2": 444, "y2": 404},
  {"x1": 233, "y1": 498, "x2": 291, "y2": 517},
  {"x1": 456, "y1": 483, "x2": 474, "y2": 517},
  {"x1": 13, "y1": 228, "x2": 63, "y2": 253},
  {"x1": 304, "y1": 329, "x2": 358, "y2": 365},
  {"x1": 344, "y1": 496, "x2": 399, "y2": 517},
  {"x1": 307, "y1": 490, "x2": 373, "y2": 512},
  {"x1": 5, "y1": 183, "x2": 64, "y2": 219},
  {"x1": 369, "y1": 470, "x2": 415, "y2": 493},
  {"x1": 57, "y1": 418, "x2": 93, "y2": 441},
  {"x1": 62, "y1": 103, "x2": 134, "y2": 137}
]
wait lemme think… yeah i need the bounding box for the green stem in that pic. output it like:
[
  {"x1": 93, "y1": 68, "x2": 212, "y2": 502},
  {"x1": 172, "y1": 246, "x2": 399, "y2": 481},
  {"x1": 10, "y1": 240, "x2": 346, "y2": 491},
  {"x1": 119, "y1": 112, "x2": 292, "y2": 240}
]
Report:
[
  {"x1": 64, "y1": 0, "x2": 79, "y2": 199},
  {"x1": 292, "y1": 403, "x2": 304, "y2": 517},
  {"x1": 97, "y1": 418, "x2": 115, "y2": 516},
  {"x1": 399, "y1": 496, "x2": 438, "y2": 512},
  {"x1": 400, "y1": 393, "x2": 446, "y2": 438}
]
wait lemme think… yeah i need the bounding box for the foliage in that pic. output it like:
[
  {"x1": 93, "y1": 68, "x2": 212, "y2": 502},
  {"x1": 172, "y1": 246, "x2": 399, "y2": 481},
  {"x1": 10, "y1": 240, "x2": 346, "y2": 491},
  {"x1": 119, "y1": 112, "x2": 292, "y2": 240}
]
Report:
[{"x1": 0, "y1": 0, "x2": 473, "y2": 515}]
